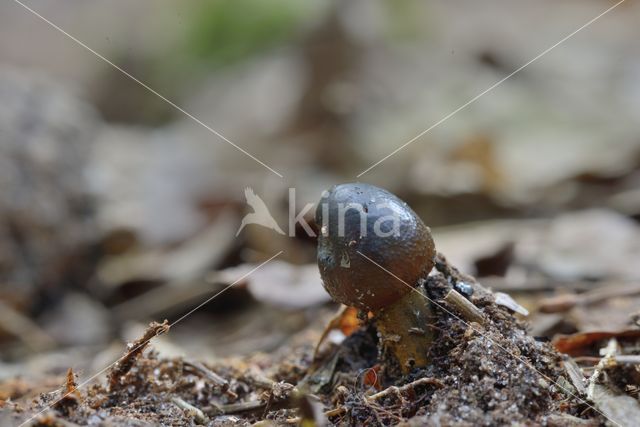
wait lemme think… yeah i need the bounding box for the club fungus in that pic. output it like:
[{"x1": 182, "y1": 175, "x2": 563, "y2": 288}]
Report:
[{"x1": 316, "y1": 183, "x2": 436, "y2": 373}]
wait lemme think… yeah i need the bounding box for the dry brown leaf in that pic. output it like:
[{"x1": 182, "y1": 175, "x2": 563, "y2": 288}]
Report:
[
  {"x1": 553, "y1": 330, "x2": 640, "y2": 357},
  {"x1": 313, "y1": 305, "x2": 360, "y2": 359},
  {"x1": 215, "y1": 261, "x2": 331, "y2": 309}
]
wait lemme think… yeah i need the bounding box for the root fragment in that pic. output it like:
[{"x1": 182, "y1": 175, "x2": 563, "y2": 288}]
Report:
[
  {"x1": 364, "y1": 377, "x2": 443, "y2": 403},
  {"x1": 325, "y1": 377, "x2": 443, "y2": 419}
]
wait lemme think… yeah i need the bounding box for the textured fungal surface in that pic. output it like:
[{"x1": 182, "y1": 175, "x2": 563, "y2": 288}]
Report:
[{"x1": 316, "y1": 183, "x2": 435, "y2": 312}]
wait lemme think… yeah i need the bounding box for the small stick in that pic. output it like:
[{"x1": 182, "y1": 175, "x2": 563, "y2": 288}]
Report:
[
  {"x1": 324, "y1": 406, "x2": 347, "y2": 417},
  {"x1": 575, "y1": 354, "x2": 640, "y2": 369},
  {"x1": 216, "y1": 385, "x2": 305, "y2": 415},
  {"x1": 324, "y1": 377, "x2": 443, "y2": 418},
  {"x1": 171, "y1": 397, "x2": 209, "y2": 425},
  {"x1": 540, "y1": 282, "x2": 640, "y2": 313},
  {"x1": 245, "y1": 367, "x2": 277, "y2": 389},
  {"x1": 182, "y1": 359, "x2": 236, "y2": 398},
  {"x1": 612, "y1": 355, "x2": 640, "y2": 364},
  {"x1": 576, "y1": 355, "x2": 640, "y2": 365},
  {"x1": 216, "y1": 400, "x2": 267, "y2": 414},
  {"x1": 442, "y1": 289, "x2": 485, "y2": 325},
  {"x1": 107, "y1": 320, "x2": 169, "y2": 391},
  {"x1": 365, "y1": 377, "x2": 443, "y2": 402},
  {"x1": 587, "y1": 338, "x2": 618, "y2": 401}
]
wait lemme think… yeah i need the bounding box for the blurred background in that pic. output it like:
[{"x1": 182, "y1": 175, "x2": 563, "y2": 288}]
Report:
[{"x1": 1, "y1": 0, "x2": 640, "y2": 387}]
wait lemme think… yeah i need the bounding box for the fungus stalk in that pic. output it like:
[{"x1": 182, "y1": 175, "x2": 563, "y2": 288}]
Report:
[
  {"x1": 316, "y1": 183, "x2": 438, "y2": 374},
  {"x1": 376, "y1": 287, "x2": 436, "y2": 372}
]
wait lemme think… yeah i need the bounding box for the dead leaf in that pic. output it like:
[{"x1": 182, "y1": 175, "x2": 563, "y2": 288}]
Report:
[
  {"x1": 214, "y1": 262, "x2": 331, "y2": 309},
  {"x1": 313, "y1": 306, "x2": 360, "y2": 359},
  {"x1": 590, "y1": 384, "x2": 640, "y2": 427},
  {"x1": 553, "y1": 330, "x2": 640, "y2": 357}
]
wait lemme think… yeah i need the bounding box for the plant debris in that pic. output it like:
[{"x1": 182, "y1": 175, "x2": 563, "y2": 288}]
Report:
[
  {"x1": 8, "y1": 255, "x2": 637, "y2": 426},
  {"x1": 107, "y1": 320, "x2": 170, "y2": 392},
  {"x1": 52, "y1": 369, "x2": 81, "y2": 417}
]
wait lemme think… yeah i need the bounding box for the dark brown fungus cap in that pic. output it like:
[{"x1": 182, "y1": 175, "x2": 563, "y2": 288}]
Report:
[{"x1": 316, "y1": 183, "x2": 436, "y2": 312}]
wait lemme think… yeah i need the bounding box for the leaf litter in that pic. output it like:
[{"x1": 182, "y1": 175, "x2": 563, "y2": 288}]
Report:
[{"x1": 6, "y1": 253, "x2": 638, "y2": 426}]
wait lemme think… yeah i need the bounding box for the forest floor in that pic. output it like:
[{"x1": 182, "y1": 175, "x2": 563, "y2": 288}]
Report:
[{"x1": 3, "y1": 254, "x2": 639, "y2": 426}]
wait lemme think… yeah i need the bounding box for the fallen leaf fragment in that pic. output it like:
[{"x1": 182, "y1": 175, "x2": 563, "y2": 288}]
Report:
[
  {"x1": 313, "y1": 306, "x2": 360, "y2": 359},
  {"x1": 553, "y1": 330, "x2": 640, "y2": 357},
  {"x1": 494, "y1": 291, "x2": 529, "y2": 316},
  {"x1": 590, "y1": 384, "x2": 640, "y2": 427},
  {"x1": 213, "y1": 261, "x2": 331, "y2": 309}
]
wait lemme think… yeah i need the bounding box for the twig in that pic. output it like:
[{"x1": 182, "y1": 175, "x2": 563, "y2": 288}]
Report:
[
  {"x1": 539, "y1": 281, "x2": 640, "y2": 313},
  {"x1": 365, "y1": 377, "x2": 443, "y2": 403},
  {"x1": 107, "y1": 320, "x2": 169, "y2": 391},
  {"x1": 587, "y1": 338, "x2": 618, "y2": 401},
  {"x1": 171, "y1": 397, "x2": 209, "y2": 425},
  {"x1": 324, "y1": 406, "x2": 347, "y2": 417},
  {"x1": 576, "y1": 355, "x2": 640, "y2": 365},
  {"x1": 215, "y1": 400, "x2": 267, "y2": 414},
  {"x1": 612, "y1": 355, "x2": 640, "y2": 364},
  {"x1": 182, "y1": 359, "x2": 236, "y2": 398},
  {"x1": 215, "y1": 384, "x2": 304, "y2": 416},
  {"x1": 324, "y1": 377, "x2": 443, "y2": 419},
  {"x1": 442, "y1": 289, "x2": 485, "y2": 325},
  {"x1": 245, "y1": 367, "x2": 277, "y2": 389}
]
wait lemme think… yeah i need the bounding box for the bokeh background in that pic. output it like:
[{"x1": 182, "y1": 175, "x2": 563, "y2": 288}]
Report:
[{"x1": 2, "y1": 0, "x2": 640, "y2": 385}]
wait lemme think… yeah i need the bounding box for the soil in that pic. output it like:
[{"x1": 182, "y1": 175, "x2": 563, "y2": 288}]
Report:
[{"x1": 3, "y1": 255, "x2": 609, "y2": 426}]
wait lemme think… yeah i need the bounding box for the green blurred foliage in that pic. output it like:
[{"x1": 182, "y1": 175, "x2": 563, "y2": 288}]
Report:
[
  {"x1": 384, "y1": 0, "x2": 426, "y2": 41},
  {"x1": 186, "y1": 0, "x2": 308, "y2": 66}
]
